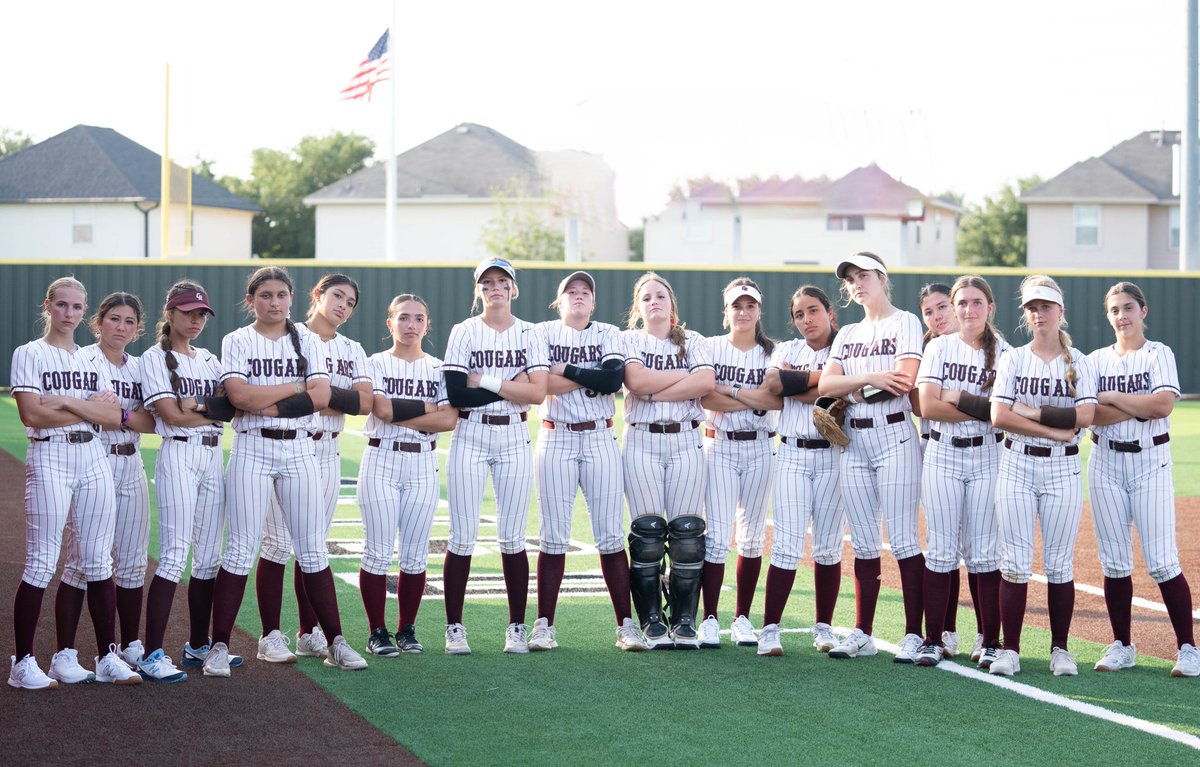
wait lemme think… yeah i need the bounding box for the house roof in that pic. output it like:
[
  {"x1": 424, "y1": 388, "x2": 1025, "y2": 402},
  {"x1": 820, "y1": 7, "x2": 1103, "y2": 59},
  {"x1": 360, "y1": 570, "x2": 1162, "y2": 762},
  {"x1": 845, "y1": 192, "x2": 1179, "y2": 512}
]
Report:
[
  {"x1": 738, "y1": 176, "x2": 828, "y2": 202},
  {"x1": 822, "y1": 164, "x2": 926, "y2": 216},
  {"x1": 1022, "y1": 130, "x2": 1178, "y2": 204},
  {"x1": 306, "y1": 123, "x2": 544, "y2": 202},
  {"x1": 0, "y1": 124, "x2": 261, "y2": 211}
]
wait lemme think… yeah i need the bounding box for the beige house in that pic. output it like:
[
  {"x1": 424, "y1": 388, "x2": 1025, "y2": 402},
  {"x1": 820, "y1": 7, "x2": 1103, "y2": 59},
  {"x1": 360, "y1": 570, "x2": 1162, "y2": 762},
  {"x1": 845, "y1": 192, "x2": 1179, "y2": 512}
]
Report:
[
  {"x1": 1022, "y1": 130, "x2": 1181, "y2": 270},
  {"x1": 644, "y1": 164, "x2": 960, "y2": 267}
]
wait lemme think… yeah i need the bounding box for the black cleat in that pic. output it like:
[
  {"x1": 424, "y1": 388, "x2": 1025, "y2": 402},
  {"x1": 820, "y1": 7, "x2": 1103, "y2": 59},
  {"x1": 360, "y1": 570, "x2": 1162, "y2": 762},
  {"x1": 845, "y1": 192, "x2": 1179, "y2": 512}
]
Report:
[{"x1": 366, "y1": 627, "x2": 399, "y2": 657}]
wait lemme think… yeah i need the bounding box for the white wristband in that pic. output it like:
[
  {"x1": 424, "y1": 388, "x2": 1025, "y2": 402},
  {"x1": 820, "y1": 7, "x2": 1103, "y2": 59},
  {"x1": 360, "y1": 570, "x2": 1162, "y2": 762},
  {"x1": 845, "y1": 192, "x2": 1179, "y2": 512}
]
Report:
[{"x1": 479, "y1": 375, "x2": 503, "y2": 394}]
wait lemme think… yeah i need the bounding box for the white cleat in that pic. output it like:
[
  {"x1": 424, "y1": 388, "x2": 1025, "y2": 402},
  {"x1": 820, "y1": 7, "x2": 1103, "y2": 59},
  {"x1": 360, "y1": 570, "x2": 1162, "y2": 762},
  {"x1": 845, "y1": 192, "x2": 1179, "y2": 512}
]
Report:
[
  {"x1": 120, "y1": 639, "x2": 145, "y2": 670},
  {"x1": 1093, "y1": 641, "x2": 1136, "y2": 672},
  {"x1": 324, "y1": 635, "x2": 369, "y2": 670},
  {"x1": 941, "y1": 631, "x2": 959, "y2": 659},
  {"x1": 698, "y1": 616, "x2": 721, "y2": 649},
  {"x1": 504, "y1": 623, "x2": 530, "y2": 654},
  {"x1": 444, "y1": 623, "x2": 471, "y2": 655},
  {"x1": 137, "y1": 649, "x2": 187, "y2": 684},
  {"x1": 969, "y1": 633, "x2": 985, "y2": 663},
  {"x1": 1050, "y1": 646, "x2": 1078, "y2": 677},
  {"x1": 296, "y1": 626, "x2": 330, "y2": 658},
  {"x1": 257, "y1": 629, "x2": 298, "y2": 663},
  {"x1": 615, "y1": 618, "x2": 650, "y2": 652},
  {"x1": 1172, "y1": 643, "x2": 1199, "y2": 678},
  {"x1": 203, "y1": 642, "x2": 232, "y2": 678},
  {"x1": 894, "y1": 633, "x2": 923, "y2": 664},
  {"x1": 811, "y1": 623, "x2": 837, "y2": 653},
  {"x1": 757, "y1": 624, "x2": 783, "y2": 656},
  {"x1": 988, "y1": 649, "x2": 1021, "y2": 676},
  {"x1": 730, "y1": 615, "x2": 758, "y2": 647},
  {"x1": 978, "y1": 646, "x2": 1001, "y2": 669},
  {"x1": 48, "y1": 648, "x2": 95, "y2": 684},
  {"x1": 9, "y1": 655, "x2": 58, "y2": 690},
  {"x1": 828, "y1": 629, "x2": 877, "y2": 659},
  {"x1": 528, "y1": 618, "x2": 558, "y2": 651},
  {"x1": 96, "y1": 645, "x2": 143, "y2": 685}
]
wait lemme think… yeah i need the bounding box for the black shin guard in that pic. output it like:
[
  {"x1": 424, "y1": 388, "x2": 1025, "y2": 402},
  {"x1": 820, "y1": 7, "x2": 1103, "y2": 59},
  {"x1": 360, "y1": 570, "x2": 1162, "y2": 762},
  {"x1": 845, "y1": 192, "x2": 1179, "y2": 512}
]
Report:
[
  {"x1": 666, "y1": 516, "x2": 706, "y2": 640},
  {"x1": 628, "y1": 516, "x2": 668, "y2": 629}
]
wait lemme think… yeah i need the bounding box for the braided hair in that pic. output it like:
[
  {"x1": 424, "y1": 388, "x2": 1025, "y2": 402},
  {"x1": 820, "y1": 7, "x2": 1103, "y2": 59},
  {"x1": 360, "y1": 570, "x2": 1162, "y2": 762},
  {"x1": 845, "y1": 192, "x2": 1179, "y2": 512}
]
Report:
[
  {"x1": 949, "y1": 275, "x2": 1001, "y2": 391},
  {"x1": 627, "y1": 272, "x2": 688, "y2": 362},
  {"x1": 157, "y1": 280, "x2": 208, "y2": 400},
  {"x1": 721, "y1": 277, "x2": 775, "y2": 356},
  {"x1": 246, "y1": 266, "x2": 307, "y2": 378},
  {"x1": 1018, "y1": 274, "x2": 1076, "y2": 397}
]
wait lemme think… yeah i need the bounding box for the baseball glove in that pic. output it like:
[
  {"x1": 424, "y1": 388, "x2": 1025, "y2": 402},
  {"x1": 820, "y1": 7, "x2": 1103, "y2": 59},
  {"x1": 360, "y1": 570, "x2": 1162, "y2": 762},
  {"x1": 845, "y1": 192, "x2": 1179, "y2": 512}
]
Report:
[{"x1": 812, "y1": 396, "x2": 850, "y2": 447}]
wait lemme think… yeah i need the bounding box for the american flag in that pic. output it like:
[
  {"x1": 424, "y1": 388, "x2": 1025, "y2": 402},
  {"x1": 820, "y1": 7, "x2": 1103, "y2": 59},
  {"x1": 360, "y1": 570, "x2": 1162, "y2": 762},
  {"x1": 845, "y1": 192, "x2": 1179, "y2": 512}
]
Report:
[{"x1": 339, "y1": 30, "x2": 390, "y2": 101}]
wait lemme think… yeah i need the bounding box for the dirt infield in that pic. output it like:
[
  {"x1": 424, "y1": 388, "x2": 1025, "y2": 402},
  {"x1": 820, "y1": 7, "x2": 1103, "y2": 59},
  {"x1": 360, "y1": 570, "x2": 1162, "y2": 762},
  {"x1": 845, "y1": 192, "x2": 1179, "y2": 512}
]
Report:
[{"x1": 0, "y1": 451, "x2": 423, "y2": 767}]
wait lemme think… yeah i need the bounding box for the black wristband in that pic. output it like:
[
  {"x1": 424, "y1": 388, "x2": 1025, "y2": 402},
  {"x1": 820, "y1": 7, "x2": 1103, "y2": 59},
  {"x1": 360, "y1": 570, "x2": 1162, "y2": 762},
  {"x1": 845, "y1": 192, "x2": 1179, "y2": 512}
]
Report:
[
  {"x1": 328, "y1": 386, "x2": 360, "y2": 415},
  {"x1": 275, "y1": 392, "x2": 315, "y2": 418},
  {"x1": 389, "y1": 398, "x2": 426, "y2": 423},
  {"x1": 197, "y1": 394, "x2": 236, "y2": 422},
  {"x1": 777, "y1": 369, "x2": 810, "y2": 397},
  {"x1": 955, "y1": 391, "x2": 991, "y2": 422},
  {"x1": 1039, "y1": 405, "x2": 1077, "y2": 430}
]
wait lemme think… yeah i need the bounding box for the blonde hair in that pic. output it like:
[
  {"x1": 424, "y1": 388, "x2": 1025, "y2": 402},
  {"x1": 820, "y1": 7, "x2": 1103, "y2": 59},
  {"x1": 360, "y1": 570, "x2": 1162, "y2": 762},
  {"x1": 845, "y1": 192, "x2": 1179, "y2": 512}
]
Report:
[
  {"x1": 41, "y1": 276, "x2": 87, "y2": 331},
  {"x1": 1018, "y1": 274, "x2": 1076, "y2": 396},
  {"x1": 626, "y1": 271, "x2": 687, "y2": 361},
  {"x1": 950, "y1": 275, "x2": 1000, "y2": 391}
]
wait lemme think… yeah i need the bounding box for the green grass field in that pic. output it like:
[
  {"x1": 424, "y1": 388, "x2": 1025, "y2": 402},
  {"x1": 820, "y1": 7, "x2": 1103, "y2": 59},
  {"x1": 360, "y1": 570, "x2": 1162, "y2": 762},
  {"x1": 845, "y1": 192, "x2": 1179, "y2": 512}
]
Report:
[{"x1": 2, "y1": 397, "x2": 1199, "y2": 764}]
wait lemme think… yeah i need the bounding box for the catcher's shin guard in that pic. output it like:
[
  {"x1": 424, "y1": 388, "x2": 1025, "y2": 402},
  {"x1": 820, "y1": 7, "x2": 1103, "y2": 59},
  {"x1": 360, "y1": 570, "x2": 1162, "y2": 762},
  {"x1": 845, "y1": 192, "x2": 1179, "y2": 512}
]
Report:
[
  {"x1": 666, "y1": 516, "x2": 706, "y2": 644},
  {"x1": 628, "y1": 515, "x2": 668, "y2": 629}
]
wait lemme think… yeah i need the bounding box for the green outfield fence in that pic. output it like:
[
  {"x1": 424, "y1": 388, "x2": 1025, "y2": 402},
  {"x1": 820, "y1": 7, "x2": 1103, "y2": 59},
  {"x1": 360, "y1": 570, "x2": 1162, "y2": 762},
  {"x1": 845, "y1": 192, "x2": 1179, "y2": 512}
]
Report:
[{"x1": 4, "y1": 260, "x2": 1200, "y2": 392}]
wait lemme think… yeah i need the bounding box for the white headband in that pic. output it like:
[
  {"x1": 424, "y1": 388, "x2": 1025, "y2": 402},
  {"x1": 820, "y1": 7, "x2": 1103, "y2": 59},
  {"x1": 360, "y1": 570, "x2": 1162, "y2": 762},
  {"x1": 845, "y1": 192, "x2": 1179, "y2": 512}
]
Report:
[
  {"x1": 1020, "y1": 285, "x2": 1063, "y2": 307},
  {"x1": 724, "y1": 284, "x2": 763, "y2": 307}
]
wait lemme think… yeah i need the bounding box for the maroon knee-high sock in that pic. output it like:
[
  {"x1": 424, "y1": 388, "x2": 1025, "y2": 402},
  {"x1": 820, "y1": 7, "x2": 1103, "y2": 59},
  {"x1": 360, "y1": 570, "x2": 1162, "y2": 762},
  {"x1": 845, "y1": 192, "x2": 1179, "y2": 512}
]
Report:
[
  {"x1": 187, "y1": 577, "x2": 216, "y2": 648},
  {"x1": 854, "y1": 558, "x2": 882, "y2": 635},
  {"x1": 14, "y1": 582, "x2": 46, "y2": 659},
  {"x1": 442, "y1": 553, "x2": 472, "y2": 625},
  {"x1": 255, "y1": 559, "x2": 286, "y2": 636},
  {"x1": 977, "y1": 570, "x2": 1002, "y2": 646},
  {"x1": 897, "y1": 553, "x2": 926, "y2": 636},
  {"x1": 923, "y1": 569, "x2": 951, "y2": 645},
  {"x1": 999, "y1": 579, "x2": 1028, "y2": 653},
  {"x1": 300, "y1": 567, "x2": 343, "y2": 639},
  {"x1": 1047, "y1": 580, "x2": 1075, "y2": 650},
  {"x1": 143, "y1": 576, "x2": 177, "y2": 653},
  {"x1": 762, "y1": 565, "x2": 796, "y2": 627},
  {"x1": 211, "y1": 569, "x2": 249, "y2": 646},
  {"x1": 734, "y1": 555, "x2": 763, "y2": 619},
  {"x1": 968, "y1": 571, "x2": 983, "y2": 634},
  {"x1": 501, "y1": 551, "x2": 529, "y2": 625},
  {"x1": 86, "y1": 577, "x2": 117, "y2": 656},
  {"x1": 359, "y1": 570, "x2": 387, "y2": 631},
  {"x1": 599, "y1": 551, "x2": 632, "y2": 624},
  {"x1": 537, "y1": 552, "x2": 566, "y2": 624},
  {"x1": 399, "y1": 570, "x2": 427, "y2": 628},
  {"x1": 944, "y1": 569, "x2": 960, "y2": 632},
  {"x1": 294, "y1": 563, "x2": 320, "y2": 636},
  {"x1": 1158, "y1": 573, "x2": 1196, "y2": 647},
  {"x1": 54, "y1": 583, "x2": 86, "y2": 650},
  {"x1": 1102, "y1": 575, "x2": 1133, "y2": 645},
  {"x1": 814, "y1": 562, "x2": 841, "y2": 625},
  {"x1": 116, "y1": 586, "x2": 143, "y2": 646},
  {"x1": 701, "y1": 561, "x2": 725, "y2": 620}
]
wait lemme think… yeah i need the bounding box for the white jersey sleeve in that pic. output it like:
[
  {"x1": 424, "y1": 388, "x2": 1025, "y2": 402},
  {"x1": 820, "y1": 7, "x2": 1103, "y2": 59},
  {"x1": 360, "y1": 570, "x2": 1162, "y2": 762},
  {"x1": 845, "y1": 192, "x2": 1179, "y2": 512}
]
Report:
[
  {"x1": 80, "y1": 344, "x2": 146, "y2": 447},
  {"x1": 540, "y1": 319, "x2": 622, "y2": 423},
  {"x1": 706, "y1": 335, "x2": 777, "y2": 433},
  {"x1": 1088, "y1": 341, "x2": 1179, "y2": 442},
  {"x1": 829, "y1": 310, "x2": 922, "y2": 420},
  {"x1": 11, "y1": 339, "x2": 112, "y2": 439},
  {"x1": 363, "y1": 351, "x2": 448, "y2": 442},
  {"x1": 441, "y1": 315, "x2": 547, "y2": 417},
  {"x1": 768, "y1": 338, "x2": 831, "y2": 440},
  {"x1": 140, "y1": 344, "x2": 225, "y2": 440},
  {"x1": 221, "y1": 323, "x2": 329, "y2": 432},
  {"x1": 992, "y1": 344, "x2": 1097, "y2": 448},
  {"x1": 916, "y1": 333, "x2": 1011, "y2": 439},
  {"x1": 622, "y1": 328, "x2": 713, "y2": 425}
]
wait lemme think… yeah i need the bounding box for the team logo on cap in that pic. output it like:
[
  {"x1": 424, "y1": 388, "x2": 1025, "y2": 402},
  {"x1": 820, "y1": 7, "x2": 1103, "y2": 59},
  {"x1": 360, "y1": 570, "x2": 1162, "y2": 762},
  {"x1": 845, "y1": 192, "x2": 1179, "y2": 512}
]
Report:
[{"x1": 196, "y1": 292, "x2": 205, "y2": 301}]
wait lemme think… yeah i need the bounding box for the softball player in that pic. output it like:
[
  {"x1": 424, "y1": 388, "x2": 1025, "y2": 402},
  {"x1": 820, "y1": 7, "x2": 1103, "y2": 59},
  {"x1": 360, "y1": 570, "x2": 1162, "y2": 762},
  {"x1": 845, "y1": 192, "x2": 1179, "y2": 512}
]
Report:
[
  {"x1": 698, "y1": 278, "x2": 781, "y2": 649},
  {"x1": 912, "y1": 276, "x2": 1010, "y2": 668},
  {"x1": 358, "y1": 294, "x2": 457, "y2": 657},
  {"x1": 258, "y1": 274, "x2": 372, "y2": 661},
  {"x1": 532, "y1": 271, "x2": 646, "y2": 652},
  {"x1": 759, "y1": 286, "x2": 842, "y2": 656},
  {"x1": 205, "y1": 266, "x2": 367, "y2": 676},
  {"x1": 818, "y1": 252, "x2": 925, "y2": 662},
  {"x1": 139, "y1": 281, "x2": 229, "y2": 682},
  {"x1": 988, "y1": 275, "x2": 1096, "y2": 677},
  {"x1": 622, "y1": 272, "x2": 716, "y2": 649},
  {"x1": 9, "y1": 277, "x2": 140, "y2": 689},
  {"x1": 1087, "y1": 282, "x2": 1196, "y2": 677},
  {"x1": 442, "y1": 257, "x2": 548, "y2": 655}
]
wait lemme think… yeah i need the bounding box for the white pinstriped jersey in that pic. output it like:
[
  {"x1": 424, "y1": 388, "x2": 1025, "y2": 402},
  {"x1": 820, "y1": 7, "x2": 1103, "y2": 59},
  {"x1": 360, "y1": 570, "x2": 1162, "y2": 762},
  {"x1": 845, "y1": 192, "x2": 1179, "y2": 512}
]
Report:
[
  {"x1": 917, "y1": 333, "x2": 1012, "y2": 439},
  {"x1": 220, "y1": 323, "x2": 330, "y2": 432},
  {"x1": 768, "y1": 338, "x2": 832, "y2": 440},
  {"x1": 1087, "y1": 341, "x2": 1179, "y2": 443},
  {"x1": 10, "y1": 339, "x2": 112, "y2": 439},
  {"x1": 79, "y1": 344, "x2": 144, "y2": 448},
  {"x1": 828, "y1": 310, "x2": 923, "y2": 419},
  {"x1": 705, "y1": 335, "x2": 778, "y2": 433},
  {"x1": 362, "y1": 352, "x2": 448, "y2": 442},
  {"x1": 622, "y1": 328, "x2": 713, "y2": 424},
  {"x1": 140, "y1": 344, "x2": 224, "y2": 440},
  {"x1": 991, "y1": 344, "x2": 1097, "y2": 448},
  {"x1": 301, "y1": 322, "x2": 370, "y2": 434},
  {"x1": 537, "y1": 319, "x2": 623, "y2": 423},
  {"x1": 442, "y1": 315, "x2": 549, "y2": 417}
]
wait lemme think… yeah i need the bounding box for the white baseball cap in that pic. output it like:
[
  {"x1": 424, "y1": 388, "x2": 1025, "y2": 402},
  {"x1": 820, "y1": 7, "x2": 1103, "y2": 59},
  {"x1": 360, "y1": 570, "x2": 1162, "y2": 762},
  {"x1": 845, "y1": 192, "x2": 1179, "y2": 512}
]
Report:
[
  {"x1": 1020, "y1": 284, "x2": 1064, "y2": 307},
  {"x1": 556, "y1": 270, "x2": 595, "y2": 295},
  {"x1": 723, "y1": 283, "x2": 762, "y2": 306},
  {"x1": 473, "y1": 257, "x2": 516, "y2": 283},
  {"x1": 835, "y1": 253, "x2": 888, "y2": 279}
]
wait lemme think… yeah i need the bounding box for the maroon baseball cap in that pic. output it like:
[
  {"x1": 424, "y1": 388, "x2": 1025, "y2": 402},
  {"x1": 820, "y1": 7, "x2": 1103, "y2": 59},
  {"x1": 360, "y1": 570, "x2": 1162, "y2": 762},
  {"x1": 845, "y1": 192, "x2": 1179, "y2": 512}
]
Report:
[{"x1": 166, "y1": 289, "x2": 215, "y2": 316}]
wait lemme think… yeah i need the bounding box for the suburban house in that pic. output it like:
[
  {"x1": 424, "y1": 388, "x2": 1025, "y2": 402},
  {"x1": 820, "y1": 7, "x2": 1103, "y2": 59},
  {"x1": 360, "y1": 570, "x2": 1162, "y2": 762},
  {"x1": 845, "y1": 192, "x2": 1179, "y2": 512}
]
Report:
[
  {"x1": 305, "y1": 123, "x2": 628, "y2": 263},
  {"x1": 1022, "y1": 130, "x2": 1181, "y2": 270},
  {"x1": 643, "y1": 164, "x2": 961, "y2": 267},
  {"x1": 0, "y1": 125, "x2": 260, "y2": 260}
]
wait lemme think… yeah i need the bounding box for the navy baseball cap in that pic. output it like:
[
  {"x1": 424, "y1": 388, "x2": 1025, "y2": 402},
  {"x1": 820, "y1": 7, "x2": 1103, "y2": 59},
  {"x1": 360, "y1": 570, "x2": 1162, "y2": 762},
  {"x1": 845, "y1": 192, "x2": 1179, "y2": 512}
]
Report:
[{"x1": 474, "y1": 257, "x2": 516, "y2": 283}]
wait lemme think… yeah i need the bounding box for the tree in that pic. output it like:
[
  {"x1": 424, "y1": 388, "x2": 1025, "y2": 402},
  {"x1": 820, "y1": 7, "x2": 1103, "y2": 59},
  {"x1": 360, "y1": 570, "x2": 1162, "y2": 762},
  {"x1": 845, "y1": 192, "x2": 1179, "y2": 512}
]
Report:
[
  {"x1": 956, "y1": 176, "x2": 1042, "y2": 267},
  {"x1": 218, "y1": 132, "x2": 375, "y2": 259},
  {"x1": 0, "y1": 128, "x2": 34, "y2": 159},
  {"x1": 479, "y1": 193, "x2": 565, "y2": 262},
  {"x1": 628, "y1": 225, "x2": 644, "y2": 261}
]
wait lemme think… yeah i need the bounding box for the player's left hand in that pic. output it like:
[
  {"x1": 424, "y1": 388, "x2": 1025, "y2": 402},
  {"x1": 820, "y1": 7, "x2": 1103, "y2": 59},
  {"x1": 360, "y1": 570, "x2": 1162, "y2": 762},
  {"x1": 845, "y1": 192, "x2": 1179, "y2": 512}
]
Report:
[{"x1": 90, "y1": 390, "x2": 119, "y2": 404}]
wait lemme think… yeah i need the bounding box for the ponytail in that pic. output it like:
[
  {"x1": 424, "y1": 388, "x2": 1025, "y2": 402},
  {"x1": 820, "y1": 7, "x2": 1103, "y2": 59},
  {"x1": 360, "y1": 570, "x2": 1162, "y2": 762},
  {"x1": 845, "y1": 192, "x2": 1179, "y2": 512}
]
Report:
[
  {"x1": 1058, "y1": 329, "x2": 1077, "y2": 398},
  {"x1": 285, "y1": 319, "x2": 308, "y2": 379}
]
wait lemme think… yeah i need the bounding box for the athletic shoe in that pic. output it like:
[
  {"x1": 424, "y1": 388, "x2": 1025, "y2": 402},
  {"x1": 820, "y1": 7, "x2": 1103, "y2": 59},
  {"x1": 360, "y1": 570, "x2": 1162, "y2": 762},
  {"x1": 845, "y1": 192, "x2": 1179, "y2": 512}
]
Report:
[
  {"x1": 894, "y1": 633, "x2": 923, "y2": 664},
  {"x1": 296, "y1": 626, "x2": 329, "y2": 658},
  {"x1": 698, "y1": 616, "x2": 721, "y2": 648},
  {"x1": 757, "y1": 624, "x2": 783, "y2": 656},
  {"x1": 812, "y1": 623, "x2": 838, "y2": 653},
  {"x1": 9, "y1": 655, "x2": 58, "y2": 690},
  {"x1": 969, "y1": 633, "x2": 985, "y2": 663},
  {"x1": 96, "y1": 646, "x2": 143, "y2": 685},
  {"x1": 644, "y1": 619, "x2": 674, "y2": 650},
  {"x1": 397, "y1": 624, "x2": 424, "y2": 654},
  {"x1": 914, "y1": 643, "x2": 943, "y2": 667},
  {"x1": 137, "y1": 649, "x2": 187, "y2": 684},
  {"x1": 528, "y1": 618, "x2": 558, "y2": 651},
  {"x1": 257, "y1": 629, "x2": 297, "y2": 663},
  {"x1": 1050, "y1": 646, "x2": 1078, "y2": 677},
  {"x1": 616, "y1": 618, "x2": 650, "y2": 651},
  {"x1": 181, "y1": 640, "x2": 243, "y2": 669},
  {"x1": 504, "y1": 623, "x2": 530, "y2": 654},
  {"x1": 1171, "y1": 643, "x2": 1199, "y2": 678},
  {"x1": 324, "y1": 635, "x2": 369, "y2": 670},
  {"x1": 1093, "y1": 641, "x2": 1136, "y2": 672},
  {"x1": 670, "y1": 619, "x2": 700, "y2": 650},
  {"x1": 48, "y1": 648, "x2": 95, "y2": 684},
  {"x1": 445, "y1": 623, "x2": 471, "y2": 655},
  {"x1": 828, "y1": 629, "x2": 877, "y2": 659},
  {"x1": 941, "y1": 631, "x2": 959, "y2": 659},
  {"x1": 202, "y1": 642, "x2": 231, "y2": 677},
  {"x1": 366, "y1": 627, "x2": 399, "y2": 657},
  {"x1": 978, "y1": 646, "x2": 1001, "y2": 669},
  {"x1": 120, "y1": 639, "x2": 145, "y2": 670},
  {"x1": 731, "y1": 615, "x2": 758, "y2": 647},
  {"x1": 988, "y1": 649, "x2": 1020, "y2": 676}
]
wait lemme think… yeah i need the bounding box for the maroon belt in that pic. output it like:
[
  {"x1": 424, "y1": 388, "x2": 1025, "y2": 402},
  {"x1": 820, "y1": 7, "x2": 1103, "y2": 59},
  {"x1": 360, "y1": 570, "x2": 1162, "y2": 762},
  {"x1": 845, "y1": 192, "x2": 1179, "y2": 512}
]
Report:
[
  {"x1": 704, "y1": 428, "x2": 775, "y2": 441},
  {"x1": 1090, "y1": 432, "x2": 1169, "y2": 453},
  {"x1": 640, "y1": 421, "x2": 700, "y2": 434},
  {"x1": 310, "y1": 431, "x2": 340, "y2": 441},
  {"x1": 368, "y1": 438, "x2": 436, "y2": 453},
  {"x1": 109, "y1": 443, "x2": 138, "y2": 456},
  {"x1": 172, "y1": 435, "x2": 220, "y2": 447},
  {"x1": 541, "y1": 418, "x2": 613, "y2": 431},
  {"x1": 849, "y1": 412, "x2": 907, "y2": 429},
  {"x1": 1004, "y1": 438, "x2": 1078, "y2": 457},
  {"x1": 33, "y1": 431, "x2": 94, "y2": 444},
  {"x1": 460, "y1": 411, "x2": 528, "y2": 426},
  {"x1": 930, "y1": 430, "x2": 1003, "y2": 448}
]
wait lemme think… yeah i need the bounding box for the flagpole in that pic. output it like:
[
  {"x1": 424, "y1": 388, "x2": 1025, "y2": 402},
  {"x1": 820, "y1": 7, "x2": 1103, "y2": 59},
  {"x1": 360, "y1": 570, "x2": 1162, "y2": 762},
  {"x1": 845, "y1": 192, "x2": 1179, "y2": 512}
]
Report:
[
  {"x1": 385, "y1": 2, "x2": 398, "y2": 262},
  {"x1": 160, "y1": 63, "x2": 171, "y2": 260}
]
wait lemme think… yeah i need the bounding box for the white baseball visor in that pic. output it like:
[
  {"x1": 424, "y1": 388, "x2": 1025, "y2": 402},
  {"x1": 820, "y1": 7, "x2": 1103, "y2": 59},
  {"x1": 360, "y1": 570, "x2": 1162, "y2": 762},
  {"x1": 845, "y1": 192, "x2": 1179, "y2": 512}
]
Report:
[
  {"x1": 724, "y1": 284, "x2": 763, "y2": 306},
  {"x1": 1020, "y1": 285, "x2": 1063, "y2": 307},
  {"x1": 835, "y1": 254, "x2": 888, "y2": 278}
]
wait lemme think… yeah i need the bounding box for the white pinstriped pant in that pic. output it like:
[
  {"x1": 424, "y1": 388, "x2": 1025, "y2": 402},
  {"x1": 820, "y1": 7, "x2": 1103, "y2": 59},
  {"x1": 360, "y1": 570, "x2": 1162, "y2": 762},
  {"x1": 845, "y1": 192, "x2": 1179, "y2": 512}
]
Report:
[
  {"x1": 63, "y1": 449, "x2": 150, "y2": 589},
  {"x1": 995, "y1": 446, "x2": 1082, "y2": 584},
  {"x1": 358, "y1": 445, "x2": 440, "y2": 575},
  {"x1": 703, "y1": 434, "x2": 775, "y2": 562},
  {"x1": 260, "y1": 434, "x2": 340, "y2": 565},
  {"x1": 919, "y1": 438, "x2": 1001, "y2": 574},
  {"x1": 771, "y1": 442, "x2": 843, "y2": 570},
  {"x1": 446, "y1": 418, "x2": 533, "y2": 556},
  {"x1": 536, "y1": 425, "x2": 625, "y2": 555},
  {"x1": 622, "y1": 425, "x2": 705, "y2": 521},
  {"x1": 1087, "y1": 441, "x2": 1181, "y2": 582},
  {"x1": 839, "y1": 419, "x2": 922, "y2": 560},
  {"x1": 150, "y1": 438, "x2": 225, "y2": 582}
]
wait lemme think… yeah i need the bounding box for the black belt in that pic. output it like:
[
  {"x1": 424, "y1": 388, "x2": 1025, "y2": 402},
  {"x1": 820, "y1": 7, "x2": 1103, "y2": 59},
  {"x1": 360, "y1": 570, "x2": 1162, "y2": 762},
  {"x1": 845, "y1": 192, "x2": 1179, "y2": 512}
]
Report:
[
  {"x1": 368, "y1": 438, "x2": 436, "y2": 453},
  {"x1": 33, "y1": 431, "x2": 94, "y2": 444},
  {"x1": 849, "y1": 412, "x2": 907, "y2": 429},
  {"x1": 920, "y1": 432, "x2": 930, "y2": 440},
  {"x1": 930, "y1": 430, "x2": 1004, "y2": 448},
  {"x1": 310, "y1": 431, "x2": 340, "y2": 441},
  {"x1": 108, "y1": 443, "x2": 137, "y2": 456},
  {"x1": 172, "y1": 435, "x2": 220, "y2": 447},
  {"x1": 641, "y1": 420, "x2": 701, "y2": 434},
  {"x1": 541, "y1": 418, "x2": 613, "y2": 432},
  {"x1": 781, "y1": 436, "x2": 832, "y2": 449},
  {"x1": 257, "y1": 429, "x2": 299, "y2": 440},
  {"x1": 1090, "y1": 432, "x2": 1169, "y2": 454},
  {"x1": 1004, "y1": 438, "x2": 1078, "y2": 457},
  {"x1": 704, "y1": 428, "x2": 776, "y2": 441},
  {"x1": 460, "y1": 411, "x2": 528, "y2": 426}
]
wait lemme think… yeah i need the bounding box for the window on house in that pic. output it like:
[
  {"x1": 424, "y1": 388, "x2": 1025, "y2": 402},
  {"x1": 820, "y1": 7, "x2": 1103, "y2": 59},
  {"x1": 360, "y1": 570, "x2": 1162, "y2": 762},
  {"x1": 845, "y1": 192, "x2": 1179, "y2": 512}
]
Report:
[
  {"x1": 915, "y1": 224, "x2": 922, "y2": 245},
  {"x1": 73, "y1": 207, "x2": 94, "y2": 245},
  {"x1": 1074, "y1": 205, "x2": 1100, "y2": 247},
  {"x1": 72, "y1": 224, "x2": 93, "y2": 244},
  {"x1": 826, "y1": 215, "x2": 864, "y2": 231},
  {"x1": 935, "y1": 211, "x2": 942, "y2": 241},
  {"x1": 1170, "y1": 206, "x2": 1180, "y2": 250}
]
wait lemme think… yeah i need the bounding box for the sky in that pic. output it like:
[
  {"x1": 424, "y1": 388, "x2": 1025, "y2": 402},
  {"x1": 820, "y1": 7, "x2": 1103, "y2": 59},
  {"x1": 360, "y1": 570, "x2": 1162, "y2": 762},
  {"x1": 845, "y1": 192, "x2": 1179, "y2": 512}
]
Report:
[{"x1": 1, "y1": 0, "x2": 1188, "y2": 227}]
